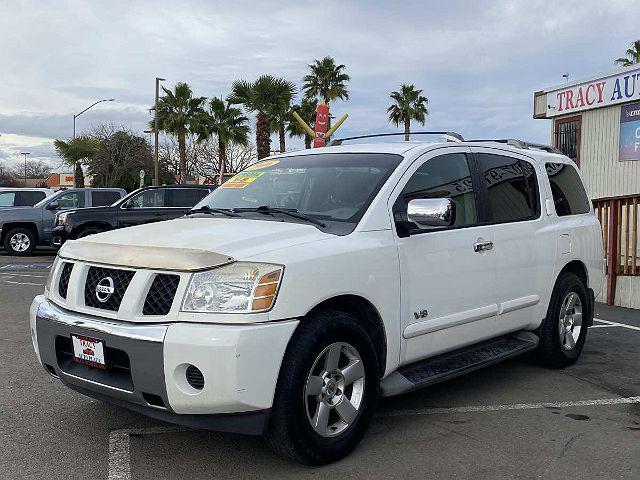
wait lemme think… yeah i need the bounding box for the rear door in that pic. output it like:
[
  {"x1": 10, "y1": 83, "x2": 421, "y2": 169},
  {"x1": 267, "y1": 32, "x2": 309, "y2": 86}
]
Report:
[
  {"x1": 118, "y1": 188, "x2": 167, "y2": 228},
  {"x1": 391, "y1": 147, "x2": 498, "y2": 364},
  {"x1": 470, "y1": 147, "x2": 554, "y2": 331}
]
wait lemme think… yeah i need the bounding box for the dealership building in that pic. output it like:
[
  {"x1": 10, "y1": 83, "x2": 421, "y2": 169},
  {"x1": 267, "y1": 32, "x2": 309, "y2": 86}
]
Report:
[{"x1": 533, "y1": 64, "x2": 640, "y2": 308}]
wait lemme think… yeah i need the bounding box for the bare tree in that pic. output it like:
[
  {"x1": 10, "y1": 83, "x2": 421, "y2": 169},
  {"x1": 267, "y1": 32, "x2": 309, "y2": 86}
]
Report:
[{"x1": 9, "y1": 160, "x2": 52, "y2": 180}]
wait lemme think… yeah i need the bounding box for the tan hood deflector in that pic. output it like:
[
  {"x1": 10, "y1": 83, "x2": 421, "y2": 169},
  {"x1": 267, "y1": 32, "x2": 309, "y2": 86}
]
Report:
[{"x1": 59, "y1": 240, "x2": 234, "y2": 272}]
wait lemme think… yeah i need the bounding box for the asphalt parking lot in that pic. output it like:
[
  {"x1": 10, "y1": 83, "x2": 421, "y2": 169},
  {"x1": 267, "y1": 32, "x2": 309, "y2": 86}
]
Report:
[{"x1": 1, "y1": 250, "x2": 639, "y2": 480}]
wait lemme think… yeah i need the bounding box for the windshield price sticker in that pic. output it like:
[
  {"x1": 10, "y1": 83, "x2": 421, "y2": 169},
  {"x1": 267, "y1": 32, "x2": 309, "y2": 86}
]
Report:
[
  {"x1": 221, "y1": 171, "x2": 265, "y2": 189},
  {"x1": 245, "y1": 160, "x2": 280, "y2": 171}
]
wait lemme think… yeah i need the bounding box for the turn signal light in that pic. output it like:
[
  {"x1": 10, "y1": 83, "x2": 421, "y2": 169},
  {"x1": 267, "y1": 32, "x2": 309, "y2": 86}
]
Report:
[{"x1": 251, "y1": 269, "x2": 282, "y2": 312}]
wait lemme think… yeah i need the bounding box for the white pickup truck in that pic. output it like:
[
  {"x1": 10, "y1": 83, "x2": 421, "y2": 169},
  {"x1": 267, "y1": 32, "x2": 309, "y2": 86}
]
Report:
[{"x1": 30, "y1": 136, "x2": 603, "y2": 465}]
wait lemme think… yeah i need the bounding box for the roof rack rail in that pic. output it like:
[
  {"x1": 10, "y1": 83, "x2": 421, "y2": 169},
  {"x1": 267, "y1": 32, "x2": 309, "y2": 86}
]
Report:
[
  {"x1": 330, "y1": 131, "x2": 464, "y2": 146},
  {"x1": 470, "y1": 139, "x2": 563, "y2": 155}
]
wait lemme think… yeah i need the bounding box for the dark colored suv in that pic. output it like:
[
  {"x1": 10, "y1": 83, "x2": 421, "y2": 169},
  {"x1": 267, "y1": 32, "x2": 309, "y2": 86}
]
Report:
[{"x1": 51, "y1": 185, "x2": 215, "y2": 246}]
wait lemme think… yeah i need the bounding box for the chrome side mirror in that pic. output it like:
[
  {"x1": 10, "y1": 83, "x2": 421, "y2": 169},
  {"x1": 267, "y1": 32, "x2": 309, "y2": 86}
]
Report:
[{"x1": 407, "y1": 198, "x2": 455, "y2": 229}]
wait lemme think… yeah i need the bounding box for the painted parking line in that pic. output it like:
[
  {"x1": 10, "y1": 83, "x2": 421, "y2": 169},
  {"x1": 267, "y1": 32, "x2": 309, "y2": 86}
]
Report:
[
  {"x1": 2, "y1": 280, "x2": 45, "y2": 286},
  {"x1": 0, "y1": 263, "x2": 51, "y2": 271},
  {"x1": 107, "y1": 395, "x2": 640, "y2": 479},
  {"x1": 108, "y1": 426, "x2": 188, "y2": 480},
  {"x1": 594, "y1": 317, "x2": 640, "y2": 332}
]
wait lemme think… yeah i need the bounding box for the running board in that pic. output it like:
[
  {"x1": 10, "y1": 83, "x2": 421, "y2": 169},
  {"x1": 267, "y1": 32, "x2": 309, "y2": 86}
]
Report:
[{"x1": 380, "y1": 331, "x2": 539, "y2": 397}]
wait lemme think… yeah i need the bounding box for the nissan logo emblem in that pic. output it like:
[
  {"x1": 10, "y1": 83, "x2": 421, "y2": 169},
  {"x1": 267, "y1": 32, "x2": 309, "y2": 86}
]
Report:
[{"x1": 95, "y1": 277, "x2": 115, "y2": 303}]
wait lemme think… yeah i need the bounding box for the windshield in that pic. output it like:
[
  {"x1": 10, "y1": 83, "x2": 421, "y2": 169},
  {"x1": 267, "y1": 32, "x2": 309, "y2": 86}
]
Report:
[
  {"x1": 195, "y1": 153, "x2": 402, "y2": 234},
  {"x1": 34, "y1": 189, "x2": 67, "y2": 208}
]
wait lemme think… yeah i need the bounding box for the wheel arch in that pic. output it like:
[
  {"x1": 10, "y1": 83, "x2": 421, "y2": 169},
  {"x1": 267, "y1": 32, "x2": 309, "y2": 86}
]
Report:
[
  {"x1": 1, "y1": 222, "x2": 39, "y2": 243},
  {"x1": 73, "y1": 221, "x2": 111, "y2": 238},
  {"x1": 304, "y1": 294, "x2": 387, "y2": 378},
  {"x1": 557, "y1": 260, "x2": 588, "y2": 288}
]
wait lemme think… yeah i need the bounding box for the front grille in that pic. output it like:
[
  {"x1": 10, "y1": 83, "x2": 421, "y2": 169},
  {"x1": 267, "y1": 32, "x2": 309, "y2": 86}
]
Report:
[
  {"x1": 84, "y1": 266, "x2": 135, "y2": 311},
  {"x1": 58, "y1": 262, "x2": 73, "y2": 299},
  {"x1": 143, "y1": 274, "x2": 180, "y2": 316}
]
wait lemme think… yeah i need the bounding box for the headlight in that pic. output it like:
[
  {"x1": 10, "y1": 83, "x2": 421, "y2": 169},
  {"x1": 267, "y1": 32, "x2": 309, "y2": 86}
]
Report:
[
  {"x1": 182, "y1": 262, "x2": 284, "y2": 313},
  {"x1": 56, "y1": 212, "x2": 69, "y2": 225}
]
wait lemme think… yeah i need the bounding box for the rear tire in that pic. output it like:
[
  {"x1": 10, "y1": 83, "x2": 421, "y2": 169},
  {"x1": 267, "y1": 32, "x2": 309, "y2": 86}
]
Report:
[
  {"x1": 3, "y1": 227, "x2": 36, "y2": 256},
  {"x1": 265, "y1": 309, "x2": 379, "y2": 465},
  {"x1": 536, "y1": 272, "x2": 589, "y2": 368}
]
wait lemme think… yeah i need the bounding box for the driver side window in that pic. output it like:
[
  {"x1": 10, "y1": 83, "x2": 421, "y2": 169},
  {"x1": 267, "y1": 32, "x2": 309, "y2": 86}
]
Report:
[
  {"x1": 393, "y1": 153, "x2": 478, "y2": 235},
  {"x1": 57, "y1": 191, "x2": 85, "y2": 209}
]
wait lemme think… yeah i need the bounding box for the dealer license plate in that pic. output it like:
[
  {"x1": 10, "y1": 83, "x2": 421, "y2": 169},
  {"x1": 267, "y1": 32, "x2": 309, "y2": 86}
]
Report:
[{"x1": 71, "y1": 335, "x2": 106, "y2": 369}]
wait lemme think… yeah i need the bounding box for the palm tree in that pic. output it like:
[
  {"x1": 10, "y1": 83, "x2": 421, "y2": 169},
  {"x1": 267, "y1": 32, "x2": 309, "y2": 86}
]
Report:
[
  {"x1": 287, "y1": 97, "x2": 318, "y2": 149},
  {"x1": 202, "y1": 97, "x2": 250, "y2": 184},
  {"x1": 303, "y1": 56, "x2": 350, "y2": 108},
  {"x1": 615, "y1": 40, "x2": 640, "y2": 67},
  {"x1": 53, "y1": 136, "x2": 100, "y2": 187},
  {"x1": 387, "y1": 84, "x2": 429, "y2": 141},
  {"x1": 151, "y1": 82, "x2": 207, "y2": 183},
  {"x1": 229, "y1": 75, "x2": 296, "y2": 159}
]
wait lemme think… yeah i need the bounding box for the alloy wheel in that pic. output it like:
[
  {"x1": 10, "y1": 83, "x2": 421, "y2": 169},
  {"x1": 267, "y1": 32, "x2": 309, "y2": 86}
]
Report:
[
  {"x1": 304, "y1": 342, "x2": 366, "y2": 437},
  {"x1": 10, "y1": 233, "x2": 31, "y2": 253},
  {"x1": 558, "y1": 292, "x2": 582, "y2": 350}
]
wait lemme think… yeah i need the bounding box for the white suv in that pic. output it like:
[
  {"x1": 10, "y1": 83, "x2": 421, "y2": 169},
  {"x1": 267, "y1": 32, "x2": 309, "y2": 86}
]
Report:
[{"x1": 30, "y1": 136, "x2": 603, "y2": 465}]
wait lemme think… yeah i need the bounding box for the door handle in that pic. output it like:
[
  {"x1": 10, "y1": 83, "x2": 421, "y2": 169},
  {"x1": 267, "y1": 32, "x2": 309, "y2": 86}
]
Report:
[{"x1": 473, "y1": 241, "x2": 494, "y2": 252}]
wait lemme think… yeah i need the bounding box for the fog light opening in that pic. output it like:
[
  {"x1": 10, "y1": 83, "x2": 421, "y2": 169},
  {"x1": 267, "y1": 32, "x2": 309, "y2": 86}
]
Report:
[{"x1": 185, "y1": 364, "x2": 205, "y2": 390}]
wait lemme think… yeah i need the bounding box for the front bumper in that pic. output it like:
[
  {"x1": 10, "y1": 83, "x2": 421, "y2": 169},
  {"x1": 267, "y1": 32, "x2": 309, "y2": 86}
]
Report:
[
  {"x1": 51, "y1": 226, "x2": 68, "y2": 247},
  {"x1": 30, "y1": 296, "x2": 298, "y2": 434}
]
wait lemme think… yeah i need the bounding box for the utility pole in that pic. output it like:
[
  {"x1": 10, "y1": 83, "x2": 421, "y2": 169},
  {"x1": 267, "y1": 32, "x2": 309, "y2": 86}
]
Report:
[
  {"x1": 21, "y1": 152, "x2": 31, "y2": 185},
  {"x1": 73, "y1": 98, "x2": 115, "y2": 139},
  {"x1": 154, "y1": 77, "x2": 165, "y2": 186}
]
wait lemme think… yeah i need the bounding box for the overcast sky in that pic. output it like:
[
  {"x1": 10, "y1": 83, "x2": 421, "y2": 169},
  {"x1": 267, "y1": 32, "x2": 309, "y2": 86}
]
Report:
[{"x1": 1, "y1": 0, "x2": 639, "y2": 170}]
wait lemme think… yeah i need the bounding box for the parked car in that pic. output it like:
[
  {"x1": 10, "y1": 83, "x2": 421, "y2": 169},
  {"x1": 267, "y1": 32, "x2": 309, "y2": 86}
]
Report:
[
  {"x1": 0, "y1": 187, "x2": 54, "y2": 207},
  {"x1": 31, "y1": 136, "x2": 603, "y2": 465},
  {"x1": 0, "y1": 188, "x2": 125, "y2": 255},
  {"x1": 51, "y1": 185, "x2": 216, "y2": 246}
]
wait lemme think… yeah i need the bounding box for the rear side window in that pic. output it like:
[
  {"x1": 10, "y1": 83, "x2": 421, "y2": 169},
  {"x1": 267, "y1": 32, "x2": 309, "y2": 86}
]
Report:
[
  {"x1": 393, "y1": 153, "x2": 478, "y2": 231},
  {"x1": 546, "y1": 163, "x2": 590, "y2": 216},
  {"x1": 167, "y1": 188, "x2": 209, "y2": 207},
  {"x1": 92, "y1": 190, "x2": 121, "y2": 207},
  {"x1": 16, "y1": 191, "x2": 46, "y2": 206},
  {"x1": 0, "y1": 192, "x2": 16, "y2": 206},
  {"x1": 477, "y1": 154, "x2": 539, "y2": 223}
]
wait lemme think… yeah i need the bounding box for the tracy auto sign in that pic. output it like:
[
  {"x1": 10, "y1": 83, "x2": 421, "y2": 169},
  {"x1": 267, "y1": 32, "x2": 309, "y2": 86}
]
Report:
[{"x1": 546, "y1": 65, "x2": 640, "y2": 117}]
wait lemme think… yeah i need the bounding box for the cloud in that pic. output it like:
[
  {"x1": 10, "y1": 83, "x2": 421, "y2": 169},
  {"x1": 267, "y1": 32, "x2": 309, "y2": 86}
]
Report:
[{"x1": 1, "y1": 0, "x2": 639, "y2": 165}]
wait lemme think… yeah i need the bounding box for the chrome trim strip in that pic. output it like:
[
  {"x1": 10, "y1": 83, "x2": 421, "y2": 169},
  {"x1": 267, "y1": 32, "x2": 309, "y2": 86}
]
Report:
[
  {"x1": 403, "y1": 304, "x2": 499, "y2": 339},
  {"x1": 498, "y1": 295, "x2": 540, "y2": 315},
  {"x1": 37, "y1": 300, "x2": 168, "y2": 343}
]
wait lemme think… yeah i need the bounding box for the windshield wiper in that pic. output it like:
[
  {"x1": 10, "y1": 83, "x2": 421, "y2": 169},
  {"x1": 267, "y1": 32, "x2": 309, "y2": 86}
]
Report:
[
  {"x1": 187, "y1": 205, "x2": 239, "y2": 217},
  {"x1": 232, "y1": 206, "x2": 326, "y2": 228}
]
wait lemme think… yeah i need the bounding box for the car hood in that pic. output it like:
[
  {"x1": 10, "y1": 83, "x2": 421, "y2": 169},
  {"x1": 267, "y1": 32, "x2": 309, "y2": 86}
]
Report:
[{"x1": 58, "y1": 217, "x2": 331, "y2": 271}]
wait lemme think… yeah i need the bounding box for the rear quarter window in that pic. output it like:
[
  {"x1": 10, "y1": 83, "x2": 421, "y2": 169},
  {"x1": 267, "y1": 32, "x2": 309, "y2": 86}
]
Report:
[
  {"x1": 546, "y1": 163, "x2": 590, "y2": 216},
  {"x1": 167, "y1": 188, "x2": 210, "y2": 207}
]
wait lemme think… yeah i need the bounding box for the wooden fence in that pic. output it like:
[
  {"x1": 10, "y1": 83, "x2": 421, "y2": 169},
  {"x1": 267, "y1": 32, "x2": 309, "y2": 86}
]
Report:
[{"x1": 593, "y1": 194, "x2": 640, "y2": 304}]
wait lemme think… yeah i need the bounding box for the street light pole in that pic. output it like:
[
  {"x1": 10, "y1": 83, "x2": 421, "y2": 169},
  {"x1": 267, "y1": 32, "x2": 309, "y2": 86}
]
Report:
[
  {"x1": 154, "y1": 77, "x2": 166, "y2": 186},
  {"x1": 20, "y1": 152, "x2": 31, "y2": 185},
  {"x1": 73, "y1": 98, "x2": 115, "y2": 139}
]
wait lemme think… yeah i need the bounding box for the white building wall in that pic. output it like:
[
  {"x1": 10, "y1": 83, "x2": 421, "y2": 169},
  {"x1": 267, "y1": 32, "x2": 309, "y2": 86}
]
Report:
[{"x1": 556, "y1": 104, "x2": 640, "y2": 199}]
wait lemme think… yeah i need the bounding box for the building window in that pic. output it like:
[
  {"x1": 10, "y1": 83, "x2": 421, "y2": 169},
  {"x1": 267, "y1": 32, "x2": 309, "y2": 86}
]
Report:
[{"x1": 553, "y1": 115, "x2": 581, "y2": 166}]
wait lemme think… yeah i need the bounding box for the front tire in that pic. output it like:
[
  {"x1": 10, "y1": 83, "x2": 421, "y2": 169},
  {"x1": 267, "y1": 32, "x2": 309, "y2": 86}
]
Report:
[
  {"x1": 3, "y1": 227, "x2": 36, "y2": 256},
  {"x1": 266, "y1": 309, "x2": 379, "y2": 465},
  {"x1": 536, "y1": 272, "x2": 590, "y2": 368}
]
